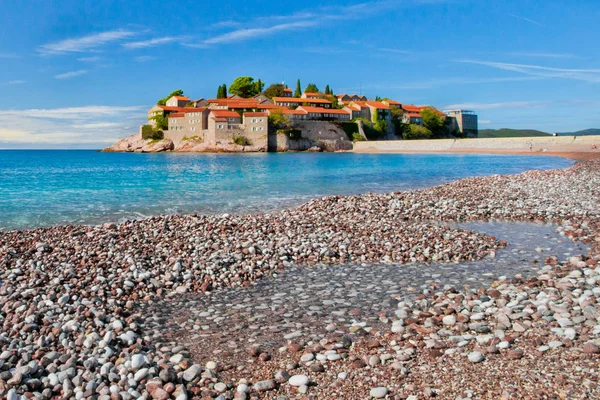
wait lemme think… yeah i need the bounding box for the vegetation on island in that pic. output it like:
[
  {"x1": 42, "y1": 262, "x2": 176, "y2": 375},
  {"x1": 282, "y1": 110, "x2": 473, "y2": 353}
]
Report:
[
  {"x1": 263, "y1": 83, "x2": 286, "y2": 99},
  {"x1": 141, "y1": 124, "x2": 164, "y2": 140},
  {"x1": 216, "y1": 84, "x2": 228, "y2": 99},
  {"x1": 228, "y1": 76, "x2": 262, "y2": 98},
  {"x1": 233, "y1": 135, "x2": 252, "y2": 146},
  {"x1": 304, "y1": 83, "x2": 319, "y2": 93},
  {"x1": 157, "y1": 89, "x2": 184, "y2": 106},
  {"x1": 478, "y1": 128, "x2": 550, "y2": 138},
  {"x1": 294, "y1": 79, "x2": 302, "y2": 97}
]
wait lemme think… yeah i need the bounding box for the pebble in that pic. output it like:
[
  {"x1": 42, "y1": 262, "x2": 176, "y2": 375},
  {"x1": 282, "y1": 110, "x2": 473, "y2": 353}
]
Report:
[{"x1": 289, "y1": 375, "x2": 309, "y2": 387}]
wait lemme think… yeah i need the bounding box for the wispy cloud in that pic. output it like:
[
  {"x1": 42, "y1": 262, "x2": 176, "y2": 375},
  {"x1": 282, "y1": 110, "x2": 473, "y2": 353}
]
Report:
[
  {"x1": 0, "y1": 106, "x2": 145, "y2": 146},
  {"x1": 185, "y1": 0, "x2": 419, "y2": 47},
  {"x1": 508, "y1": 13, "x2": 544, "y2": 27},
  {"x1": 504, "y1": 52, "x2": 581, "y2": 59},
  {"x1": 0, "y1": 52, "x2": 18, "y2": 58},
  {"x1": 456, "y1": 59, "x2": 600, "y2": 83},
  {"x1": 54, "y1": 70, "x2": 88, "y2": 80},
  {"x1": 444, "y1": 100, "x2": 553, "y2": 110},
  {"x1": 196, "y1": 21, "x2": 316, "y2": 46},
  {"x1": 39, "y1": 30, "x2": 136, "y2": 55},
  {"x1": 350, "y1": 75, "x2": 543, "y2": 91},
  {"x1": 378, "y1": 48, "x2": 415, "y2": 55},
  {"x1": 122, "y1": 36, "x2": 183, "y2": 49},
  {"x1": 1, "y1": 80, "x2": 26, "y2": 86},
  {"x1": 77, "y1": 56, "x2": 102, "y2": 62},
  {"x1": 135, "y1": 56, "x2": 157, "y2": 62}
]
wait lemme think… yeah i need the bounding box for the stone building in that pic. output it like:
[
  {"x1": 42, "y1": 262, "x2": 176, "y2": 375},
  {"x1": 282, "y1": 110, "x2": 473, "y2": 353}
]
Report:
[{"x1": 445, "y1": 110, "x2": 478, "y2": 137}]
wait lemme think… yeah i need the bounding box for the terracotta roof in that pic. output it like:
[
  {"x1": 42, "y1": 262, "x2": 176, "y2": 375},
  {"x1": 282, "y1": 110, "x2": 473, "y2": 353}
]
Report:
[
  {"x1": 283, "y1": 88, "x2": 292, "y2": 92},
  {"x1": 213, "y1": 117, "x2": 227, "y2": 122},
  {"x1": 156, "y1": 106, "x2": 206, "y2": 112},
  {"x1": 337, "y1": 94, "x2": 347, "y2": 98},
  {"x1": 303, "y1": 92, "x2": 320, "y2": 96},
  {"x1": 402, "y1": 105, "x2": 445, "y2": 116},
  {"x1": 168, "y1": 113, "x2": 184, "y2": 118},
  {"x1": 366, "y1": 102, "x2": 391, "y2": 110},
  {"x1": 210, "y1": 110, "x2": 241, "y2": 118},
  {"x1": 273, "y1": 97, "x2": 331, "y2": 104},
  {"x1": 383, "y1": 100, "x2": 401, "y2": 105},
  {"x1": 244, "y1": 112, "x2": 268, "y2": 117},
  {"x1": 172, "y1": 96, "x2": 190, "y2": 101},
  {"x1": 257, "y1": 104, "x2": 281, "y2": 109},
  {"x1": 298, "y1": 106, "x2": 351, "y2": 115},
  {"x1": 278, "y1": 108, "x2": 308, "y2": 115}
]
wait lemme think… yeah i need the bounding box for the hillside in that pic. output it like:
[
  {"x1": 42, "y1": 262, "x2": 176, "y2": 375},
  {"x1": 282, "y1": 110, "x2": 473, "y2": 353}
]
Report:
[
  {"x1": 559, "y1": 129, "x2": 600, "y2": 136},
  {"x1": 478, "y1": 128, "x2": 550, "y2": 138}
]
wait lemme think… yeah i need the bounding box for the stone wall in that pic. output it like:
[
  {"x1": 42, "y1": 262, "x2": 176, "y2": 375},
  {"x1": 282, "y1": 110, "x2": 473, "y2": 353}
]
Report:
[
  {"x1": 353, "y1": 135, "x2": 600, "y2": 153},
  {"x1": 271, "y1": 121, "x2": 354, "y2": 152}
]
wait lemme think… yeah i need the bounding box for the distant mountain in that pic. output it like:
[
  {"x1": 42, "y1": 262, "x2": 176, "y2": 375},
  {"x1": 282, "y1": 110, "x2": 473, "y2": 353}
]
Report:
[
  {"x1": 559, "y1": 129, "x2": 600, "y2": 136},
  {"x1": 478, "y1": 128, "x2": 550, "y2": 138}
]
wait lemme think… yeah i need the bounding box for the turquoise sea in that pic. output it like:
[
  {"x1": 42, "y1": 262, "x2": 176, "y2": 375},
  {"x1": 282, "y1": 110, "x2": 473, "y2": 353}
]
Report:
[{"x1": 0, "y1": 150, "x2": 573, "y2": 231}]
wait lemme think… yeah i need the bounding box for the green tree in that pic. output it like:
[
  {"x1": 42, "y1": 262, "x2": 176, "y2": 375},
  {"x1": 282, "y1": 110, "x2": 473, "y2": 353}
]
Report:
[
  {"x1": 216, "y1": 84, "x2": 227, "y2": 99},
  {"x1": 327, "y1": 95, "x2": 343, "y2": 109},
  {"x1": 375, "y1": 96, "x2": 382, "y2": 101},
  {"x1": 390, "y1": 107, "x2": 406, "y2": 137},
  {"x1": 421, "y1": 107, "x2": 445, "y2": 137},
  {"x1": 304, "y1": 83, "x2": 319, "y2": 93},
  {"x1": 150, "y1": 113, "x2": 168, "y2": 130},
  {"x1": 263, "y1": 83, "x2": 286, "y2": 99},
  {"x1": 325, "y1": 84, "x2": 331, "y2": 95},
  {"x1": 268, "y1": 108, "x2": 290, "y2": 128},
  {"x1": 229, "y1": 76, "x2": 259, "y2": 98},
  {"x1": 254, "y1": 79, "x2": 264, "y2": 94},
  {"x1": 157, "y1": 89, "x2": 184, "y2": 106},
  {"x1": 403, "y1": 124, "x2": 432, "y2": 140},
  {"x1": 294, "y1": 79, "x2": 302, "y2": 97}
]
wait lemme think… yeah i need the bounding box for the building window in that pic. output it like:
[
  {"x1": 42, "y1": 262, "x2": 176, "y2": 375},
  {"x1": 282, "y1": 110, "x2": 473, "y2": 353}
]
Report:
[
  {"x1": 258, "y1": 118, "x2": 263, "y2": 122},
  {"x1": 259, "y1": 127, "x2": 264, "y2": 131}
]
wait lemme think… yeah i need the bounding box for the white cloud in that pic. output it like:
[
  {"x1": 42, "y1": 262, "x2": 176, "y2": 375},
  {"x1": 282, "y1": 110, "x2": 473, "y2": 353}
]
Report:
[
  {"x1": 0, "y1": 105, "x2": 145, "y2": 146},
  {"x1": 508, "y1": 13, "x2": 544, "y2": 27},
  {"x1": 444, "y1": 101, "x2": 553, "y2": 110},
  {"x1": 77, "y1": 56, "x2": 102, "y2": 62},
  {"x1": 2, "y1": 80, "x2": 26, "y2": 85},
  {"x1": 39, "y1": 30, "x2": 136, "y2": 55},
  {"x1": 456, "y1": 59, "x2": 600, "y2": 83},
  {"x1": 123, "y1": 36, "x2": 182, "y2": 49},
  {"x1": 54, "y1": 70, "x2": 88, "y2": 80},
  {"x1": 186, "y1": 0, "x2": 424, "y2": 47},
  {"x1": 135, "y1": 56, "x2": 157, "y2": 62}
]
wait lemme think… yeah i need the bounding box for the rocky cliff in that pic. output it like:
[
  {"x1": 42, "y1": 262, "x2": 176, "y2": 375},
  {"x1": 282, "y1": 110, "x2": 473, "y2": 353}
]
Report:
[{"x1": 102, "y1": 134, "x2": 174, "y2": 153}]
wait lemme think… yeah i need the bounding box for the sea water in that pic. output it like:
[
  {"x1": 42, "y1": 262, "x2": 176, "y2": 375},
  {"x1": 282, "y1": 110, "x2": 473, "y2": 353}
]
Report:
[{"x1": 0, "y1": 150, "x2": 573, "y2": 230}]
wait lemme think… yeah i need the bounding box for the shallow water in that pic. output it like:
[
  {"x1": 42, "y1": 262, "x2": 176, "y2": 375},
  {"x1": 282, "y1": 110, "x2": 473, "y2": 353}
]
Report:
[
  {"x1": 145, "y1": 221, "x2": 588, "y2": 355},
  {"x1": 0, "y1": 151, "x2": 572, "y2": 230}
]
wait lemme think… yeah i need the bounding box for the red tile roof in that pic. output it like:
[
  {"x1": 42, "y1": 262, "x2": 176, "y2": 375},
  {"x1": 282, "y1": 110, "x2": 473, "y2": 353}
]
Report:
[
  {"x1": 210, "y1": 110, "x2": 241, "y2": 118},
  {"x1": 283, "y1": 88, "x2": 292, "y2": 92},
  {"x1": 298, "y1": 106, "x2": 351, "y2": 115},
  {"x1": 303, "y1": 92, "x2": 320, "y2": 96},
  {"x1": 244, "y1": 112, "x2": 268, "y2": 117},
  {"x1": 402, "y1": 105, "x2": 445, "y2": 116},
  {"x1": 157, "y1": 106, "x2": 205, "y2": 112},
  {"x1": 384, "y1": 100, "x2": 401, "y2": 105},
  {"x1": 168, "y1": 113, "x2": 184, "y2": 118},
  {"x1": 366, "y1": 101, "x2": 391, "y2": 110},
  {"x1": 257, "y1": 104, "x2": 280, "y2": 109},
  {"x1": 273, "y1": 97, "x2": 331, "y2": 104}
]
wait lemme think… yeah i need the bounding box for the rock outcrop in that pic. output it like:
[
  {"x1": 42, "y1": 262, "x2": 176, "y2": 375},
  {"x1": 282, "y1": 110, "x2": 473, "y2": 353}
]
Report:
[{"x1": 102, "y1": 134, "x2": 174, "y2": 153}]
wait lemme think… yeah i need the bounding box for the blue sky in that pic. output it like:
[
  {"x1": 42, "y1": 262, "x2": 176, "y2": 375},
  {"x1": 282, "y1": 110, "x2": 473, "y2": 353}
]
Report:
[{"x1": 0, "y1": 0, "x2": 599, "y2": 148}]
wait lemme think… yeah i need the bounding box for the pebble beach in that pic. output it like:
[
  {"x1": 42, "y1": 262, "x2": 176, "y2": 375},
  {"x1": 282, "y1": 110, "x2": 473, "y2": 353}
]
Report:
[{"x1": 0, "y1": 159, "x2": 599, "y2": 399}]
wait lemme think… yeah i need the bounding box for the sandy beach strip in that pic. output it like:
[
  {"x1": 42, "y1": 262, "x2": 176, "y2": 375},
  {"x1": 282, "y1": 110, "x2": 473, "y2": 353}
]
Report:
[{"x1": 0, "y1": 160, "x2": 598, "y2": 399}]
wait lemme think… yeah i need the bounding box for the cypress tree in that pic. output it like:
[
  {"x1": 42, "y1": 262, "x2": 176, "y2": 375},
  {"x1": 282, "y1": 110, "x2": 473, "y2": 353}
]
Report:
[
  {"x1": 294, "y1": 79, "x2": 302, "y2": 97},
  {"x1": 325, "y1": 85, "x2": 331, "y2": 95},
  {"x1": 223, "y1": 84, "x2": 228, "y2": 98}
]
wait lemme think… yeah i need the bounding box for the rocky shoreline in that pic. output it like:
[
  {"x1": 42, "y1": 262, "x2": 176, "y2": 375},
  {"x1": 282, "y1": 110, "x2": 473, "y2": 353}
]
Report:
[{"x1": 0, "y1": 161, "x2": 599, "y2": 399}]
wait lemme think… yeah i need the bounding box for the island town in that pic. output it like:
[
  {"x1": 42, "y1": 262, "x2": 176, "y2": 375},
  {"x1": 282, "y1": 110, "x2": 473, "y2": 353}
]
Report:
[{"x1": 105, "y1": 77, "x2": 478, "y2": 153}]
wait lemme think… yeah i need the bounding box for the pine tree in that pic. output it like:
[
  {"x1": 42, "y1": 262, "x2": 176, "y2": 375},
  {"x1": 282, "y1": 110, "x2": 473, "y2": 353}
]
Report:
[
  {"x1": 325, "y1": 85, "x2": 331, "y2": 95},
  {"x1": 223, "y1": 84, "x2": 227, "y2": 98},
  {"x1": 294, "y1": 79, "x2": 302, "y2": 97},
  {"x1": 216, "y1": 85, "x2": 223, "y2": 99}
]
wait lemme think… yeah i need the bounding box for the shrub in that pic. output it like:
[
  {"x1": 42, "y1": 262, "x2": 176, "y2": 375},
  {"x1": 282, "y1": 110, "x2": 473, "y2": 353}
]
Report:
[
  {"x1": 403, "y1": 124, "x2": 432, "y2": 140},
  {"x1": 233, "y1": 135, "x2": 252, "y2": 146},
  {"x1": 352, "y1": 132, "x2": 366, "y2": 142},
  {"x1": 141, "y1": 125, "x2": 164, "y2": 140}
]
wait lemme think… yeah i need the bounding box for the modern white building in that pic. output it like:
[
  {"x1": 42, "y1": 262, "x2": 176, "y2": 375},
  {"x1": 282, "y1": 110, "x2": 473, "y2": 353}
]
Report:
[{"x1": 445, "y1": 110, "x2": 478, "y2": 137}]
